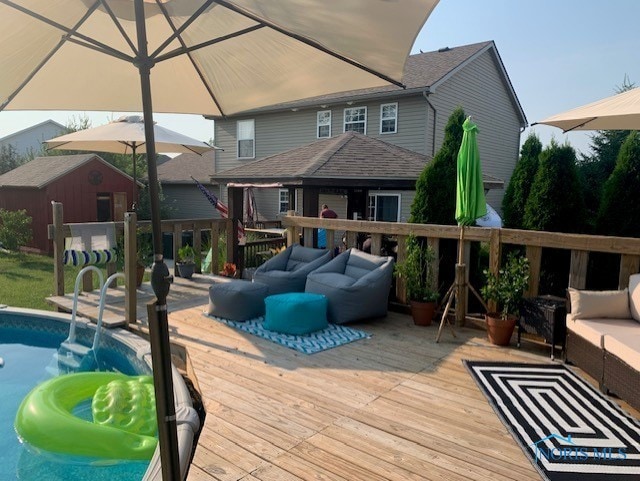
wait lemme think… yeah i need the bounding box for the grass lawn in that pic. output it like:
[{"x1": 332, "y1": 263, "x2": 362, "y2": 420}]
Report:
[{"x1": 0, "y1": 250, "x2": 113, "y2": 311}]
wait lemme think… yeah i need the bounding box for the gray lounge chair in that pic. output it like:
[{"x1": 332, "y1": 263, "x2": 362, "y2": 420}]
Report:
[
  {"x1": 253, "y1": 243, "x2": 332, "y2": 295},
  {"x1": 305, "y1": 248, "x2": 394, "y2": 324}
]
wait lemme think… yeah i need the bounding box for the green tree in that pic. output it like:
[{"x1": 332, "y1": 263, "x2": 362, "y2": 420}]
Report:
[
  {"x1": 597, "y1": 131, "x2": 640, "y2": 237},
  {"x1": 136, "y1": 182, "x2": 175, "y2": 220},
  {"x1": 0, "y1": 209, "x2": 33, "y2": 251},
  {"x1": 502, "y1": 133, "x2": 542, "y2": 228},
  {"x1": 0, "y1": 144, "x2": 23, "y2": 174},
  {"x1": 410, "y1": 107, "x2": 465, "y2": 225},
  {"x1": 523, "y1": 140, "x2": 585, "y2": 233}
]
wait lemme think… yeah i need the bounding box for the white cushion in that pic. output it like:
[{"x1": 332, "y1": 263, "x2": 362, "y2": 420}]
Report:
[
  {"x1": 603, "y1": 333, "x2": 640, "y2": 371},
  {"x1": 568, "y1": 318, "x2": 636, "y2": 348},
  {"x1": 568, "y1": 288, "x2": 630, "y2": 319},
  {"x1": 628, "y1": 274, "x2": 640, "y2": 322}
]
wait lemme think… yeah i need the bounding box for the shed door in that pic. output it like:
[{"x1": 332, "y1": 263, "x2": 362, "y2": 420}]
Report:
[{"x1": 97, "y1": 193, "x2": 112, "y2": 221}]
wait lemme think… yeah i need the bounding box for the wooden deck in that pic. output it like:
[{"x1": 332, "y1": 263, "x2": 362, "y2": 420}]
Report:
[
  {"x1": 48, "y1": 274, "x2": 639, "y2": 480},
  {"x1": 163, "y1": 302, "x2": 639, "y2": 481}
]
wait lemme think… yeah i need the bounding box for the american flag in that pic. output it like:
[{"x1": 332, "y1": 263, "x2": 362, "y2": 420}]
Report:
[{"x1": 191, "y1": 177, "x2": 245, "y2": 242}]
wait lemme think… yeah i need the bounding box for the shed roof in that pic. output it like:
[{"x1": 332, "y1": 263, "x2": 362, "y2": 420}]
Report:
[
  {"x1": 0, "y1": 153, "x2": 135, "y2": 189},
  {"x1": 212, "y1": 131, "x2": 503, "y2": 190}
]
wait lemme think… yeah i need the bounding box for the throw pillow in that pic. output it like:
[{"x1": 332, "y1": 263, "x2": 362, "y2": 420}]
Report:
[
  {"x1": 568, "y1": 287, "x2": 630, "y2": 319},
  {"x1": 628, "y1": 274, "x2": 640, "y2": 322}
]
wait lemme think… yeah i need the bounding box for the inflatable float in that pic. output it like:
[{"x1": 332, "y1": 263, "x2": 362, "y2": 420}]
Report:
[{"x1": 15, "y1": 372, "x2": 157, "y2": 460}]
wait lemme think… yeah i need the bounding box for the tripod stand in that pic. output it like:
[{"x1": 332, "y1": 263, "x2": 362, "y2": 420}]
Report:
[{"x1": 435, "y1": 226, "x2": 488, "y2": 343}]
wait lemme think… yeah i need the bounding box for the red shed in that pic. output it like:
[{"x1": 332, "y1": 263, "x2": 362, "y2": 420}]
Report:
[{"x1": 0, "y1": 154, "x2": 135, "y2": 253}]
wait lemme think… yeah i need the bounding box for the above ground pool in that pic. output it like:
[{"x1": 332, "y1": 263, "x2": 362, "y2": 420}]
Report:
[{"x1": 0, "y1": 307, "x2": 198, "y2": 481}]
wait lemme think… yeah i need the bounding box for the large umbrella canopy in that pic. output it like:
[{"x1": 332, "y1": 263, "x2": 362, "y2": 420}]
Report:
[
  {"x1": 535, "y1": 87, "x2": 640, "y2": 132},
  {"x1": 45, "y1": 115, "x2": 216, "y2": 207},
  {"x1": 0, "y1": 1, "x2": 440, "y2": 479},
  {"x1": 455, "y1": 117, "x2": 487, "y2": 226}
]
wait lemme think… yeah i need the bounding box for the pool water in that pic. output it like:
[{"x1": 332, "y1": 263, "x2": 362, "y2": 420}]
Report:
[{"x1": 0, "y1": 323, "x2": 151, "y2": 481}]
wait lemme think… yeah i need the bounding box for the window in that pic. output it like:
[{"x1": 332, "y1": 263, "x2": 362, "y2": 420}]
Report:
[
  {"x1": 237, "y1": 119, "x2": 254, "y2": 159},
  {"x1": 317, "y1": 110, "x2": 331, "y2": 138},
  {"x1": 279, "y1": 189, "x2": 298, "y2": 213},
  {"x1": 380, "y1": 103, "x2": 398, "y2": 134},
  {"x1": 368, "y1": 194, "x2": 400, "y2": 222},
  {"x1": 344, "y1": 106, "x2": 367, "y2": 134}
]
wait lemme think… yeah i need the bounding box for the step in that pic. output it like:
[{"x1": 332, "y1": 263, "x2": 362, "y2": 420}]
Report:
[
  {"x1": 55, "y1": 352, "x2": 81, "y2": 371},
  {"x1": 60, "y1": 341, "x2": 91, "y2": 357}
]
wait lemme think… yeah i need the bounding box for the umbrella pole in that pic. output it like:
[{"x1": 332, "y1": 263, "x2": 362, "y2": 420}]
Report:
[{"x1": 134, "y1": 1, "x2": 181, "y2": 480}]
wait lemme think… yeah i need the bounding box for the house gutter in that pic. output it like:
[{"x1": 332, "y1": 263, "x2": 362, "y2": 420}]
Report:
[{"x1": 422, "y1": 89, "x2": 437, "y2": 157}]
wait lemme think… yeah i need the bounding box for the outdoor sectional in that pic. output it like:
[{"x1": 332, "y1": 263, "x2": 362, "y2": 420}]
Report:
[{"x1": 566, "y1": 275, "x2": 640, "y2": 411}]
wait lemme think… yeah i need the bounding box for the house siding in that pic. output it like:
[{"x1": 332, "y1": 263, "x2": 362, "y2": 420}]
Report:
[
  {"x1": 0, "y1": 121, "x2": 65, "y2": 158},
  {"x1": 161, "y1": 184, "x2": 222, "y2": 220},
  {"x1": 212, "y1": 46, "x2": 522, "y2": 222}
]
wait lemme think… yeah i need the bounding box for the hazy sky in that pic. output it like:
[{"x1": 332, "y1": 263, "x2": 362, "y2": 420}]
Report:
[{"x1": 1, "y1": 0, "x2": 639, "y2": 156}]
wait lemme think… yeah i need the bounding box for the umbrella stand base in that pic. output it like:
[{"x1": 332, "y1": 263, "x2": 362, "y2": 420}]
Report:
[{"x1": 435, "y1": 264, "x2": 487, "y2": 343}]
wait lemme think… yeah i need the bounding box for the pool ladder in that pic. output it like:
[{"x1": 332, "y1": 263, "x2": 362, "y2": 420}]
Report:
[{"x1": 58, "y1": 267, "x2": 125, "y2": 372}]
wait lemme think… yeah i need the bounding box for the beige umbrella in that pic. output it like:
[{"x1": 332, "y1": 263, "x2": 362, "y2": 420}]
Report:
[
  {"x1": 0, "y1": 2, "x2": 440, "y2": 478},
  {"x1": 45, "y1": 115, "x2": 217, "y2": 207},
  {"x1": 534, "y1": 87, "x2": 640, "y2": 132}
]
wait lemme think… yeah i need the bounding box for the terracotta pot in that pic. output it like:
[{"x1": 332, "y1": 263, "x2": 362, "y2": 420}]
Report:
[
  {"x1": 485, "y1": 313, "x2": 517, "y2": 346},
  {"x1": 410, "y1": 300, "x2": 437, "y2": 326}
]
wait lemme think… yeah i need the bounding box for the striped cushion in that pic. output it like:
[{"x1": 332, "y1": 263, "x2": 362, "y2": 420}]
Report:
[{"x1": 63, "y1": 249, "x2": 117, "y2": 266}]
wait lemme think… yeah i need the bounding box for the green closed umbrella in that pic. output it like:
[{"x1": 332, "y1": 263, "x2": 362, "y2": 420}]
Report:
[
  {"x1": 456, "y1": 117, "x2": 487, "y2": 225},
  {"x1": 437, "y1": 116, "x2": 489, "y2": 342}
]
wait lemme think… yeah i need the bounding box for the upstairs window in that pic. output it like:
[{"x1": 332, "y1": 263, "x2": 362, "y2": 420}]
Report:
[
  {"x1": 380, "y1": 103, "x2": 398, "y2": 134},
  {"x1": 237, "y1": 119, "x2": 255, "y2": 159},
  {"x1": 317, "y1": 110, "x2": 331, "y2": 138},
  {"x1": 344, "y1": 106, "x2": 367, "y2": 134}
]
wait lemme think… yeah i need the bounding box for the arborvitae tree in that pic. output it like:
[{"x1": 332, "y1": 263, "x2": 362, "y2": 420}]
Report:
[
  {"x1": 597, "y1": 131, "x2": 640, "y2": 237},
  {"x1": 523, "y1": 140, "x2": 585, "y2": 233},
  {"x1": 502, "y1": 133, "x2": 542, "y2": 228},
  {"x1": 409, "y1": 107, "x2": 465, "y2": 225}
]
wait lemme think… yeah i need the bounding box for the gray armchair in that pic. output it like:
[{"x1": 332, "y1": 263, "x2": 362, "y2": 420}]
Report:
[
  {"x1": 253, "y1": 243, "x2": 332, "y2": 295},
  {"x1": 305, "y1": 248, "x2": 394, "y2": 324}
]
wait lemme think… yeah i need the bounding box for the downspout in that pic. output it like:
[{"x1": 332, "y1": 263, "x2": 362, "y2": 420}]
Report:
[{"x1": 422, "y1": 89, "x2": 437, "y2": 157}]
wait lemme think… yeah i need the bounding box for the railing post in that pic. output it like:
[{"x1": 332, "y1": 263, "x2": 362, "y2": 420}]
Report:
[
  {"x1": 285, "y1": 211, "x2": 296, "y2": 247},
  {"x1": 124, "y1": 212, "x2": 137, "y2": 325},
  {"x1": 326, "y1": 229, "x2": 336, "y2": 253},
  {"x1": 210, "y1": 221, "x2": 220, "y2": 274},
  {"x1": 619, "y1": 254, "x2": 640, "y2": 289},
  {"x1": 427, "y1": 237, "x2": 439, "y2": 296},
  {"x1": 370, "y1": 233, "x2": 382, "y2": 256},
  {"x1": 396, "y1": 235, "x2": 407, "y2": 304},
  {"x1": 52, "y1": 202, "x2": 65, "y2": 297},
  {"x1": 346, "y1": 231, "x2": 357, "y2": 249},
  {"x1": 487, "y1": 228, "x2": 502, "y2": 313},
  {"x1": 569, "y1": 249, "x2": 589, "y2": 289},
  {"x1": 225, "y1": 218, "x2": 235, "y2": 266},
  {"x1": 525, "y1": 245, "x2": 542, "y2": 297}
]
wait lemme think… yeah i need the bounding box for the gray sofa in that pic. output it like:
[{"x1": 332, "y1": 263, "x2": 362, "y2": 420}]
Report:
[
  {"x1": 305, "y1": 248, "x2": 394, "y2": 324},
  {"x1": 253, "y1": 244, "x2": 332, "y2": 295}
]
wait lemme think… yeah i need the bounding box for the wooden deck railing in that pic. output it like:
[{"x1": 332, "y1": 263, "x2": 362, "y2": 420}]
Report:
[{"x1": 282, "y1": 214, "x2": 640, "y2": 324}]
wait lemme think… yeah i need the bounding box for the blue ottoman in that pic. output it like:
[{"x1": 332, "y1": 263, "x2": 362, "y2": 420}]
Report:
[
  {"x1": 207, "y1": 280, "x2": 269, "y2": 321},
  {"x1": 263, "y1": 293, "x2": 328, "y2": 335}
]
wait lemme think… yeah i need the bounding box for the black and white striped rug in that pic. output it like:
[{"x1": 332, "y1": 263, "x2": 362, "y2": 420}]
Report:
[{"x1": 465, "y1": 361, "x2": 640, "y2": 481}]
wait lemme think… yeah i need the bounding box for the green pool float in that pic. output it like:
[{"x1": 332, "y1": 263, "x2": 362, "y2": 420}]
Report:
[{"x1": 15, "y1": 372, "x2": 158, "y2": 461}]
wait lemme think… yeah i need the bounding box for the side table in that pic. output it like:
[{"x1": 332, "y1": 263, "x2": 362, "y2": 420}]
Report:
[{"x1": 518, "y1": 295, "x2": 567, "y2": 360}]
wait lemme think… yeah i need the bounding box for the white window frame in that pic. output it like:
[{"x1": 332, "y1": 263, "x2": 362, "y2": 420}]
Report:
[
  {"x1": 317, "y1": 110, "x2": 331, "y2": 138},
  {"x1": 343, "y1": 106, "x2": 367, "y2": 134},
  {"x1": 237, "y1": 119, "x2": 255, "y2": 159},
  {"x1": 279, "y1": 189, "x2": 298, "y2": 214},
  {"x1": 380, "y1": 102, "x2": 398, "y2": 134},
  {"x1": 368, "y1": 193, "x2": 401, "y2": 222}
]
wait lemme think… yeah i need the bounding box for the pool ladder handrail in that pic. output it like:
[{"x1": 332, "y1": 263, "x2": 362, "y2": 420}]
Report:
[
  {"x1": 92, "y1": 272, "x2": 126, "y2": 351},
  {"x1": 66, "y1": 266, "x2": 104, "y2": 344}
]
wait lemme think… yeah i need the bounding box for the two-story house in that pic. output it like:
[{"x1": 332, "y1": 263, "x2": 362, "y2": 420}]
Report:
[{"x1": 209, "y1": 41, "x2": 527, "y2": 223}]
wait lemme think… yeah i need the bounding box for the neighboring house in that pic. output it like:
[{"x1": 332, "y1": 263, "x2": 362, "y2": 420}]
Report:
[
  {"x1": 156, "y1": 151, "x2": 218, "y2": 219},
  {"x1": 209, "y1": 41, "x2": 527, "y2": 222},
  {"x1": 0, "y1": 154, "x2": 136, "y2": 253},
  {"x1": 0, "y1": 119, "x2": 66, "y2": 159}
]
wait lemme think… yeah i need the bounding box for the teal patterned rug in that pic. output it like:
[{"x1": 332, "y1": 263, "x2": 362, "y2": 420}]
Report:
[{"x1": 204, "y1": 314, "x2": 370, "y2": 354}]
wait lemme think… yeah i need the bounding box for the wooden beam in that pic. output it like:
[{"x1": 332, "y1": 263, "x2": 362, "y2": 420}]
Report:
[
  {"x1": 124, "y1": 212, "x2": 137, "y2": 325},
  {"x1": 619, "y1": 254, "x2": 640, "y2": 289},
  {"x1": 569, "y1": 250, "x2": 589, "y2": 289},
  {"x1": 395, "y1": 235, "x2": 407, "y2": 304},
  {"x1": 52, "y1": 202, "x2": 65, "y2": 297},
  {"x1": 525, "y1": 245, "x2": 542, "y2": 298}
]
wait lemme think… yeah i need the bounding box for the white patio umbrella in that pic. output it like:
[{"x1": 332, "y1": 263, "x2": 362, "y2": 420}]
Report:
[
  {"x1": 534, "y1": 87, "x2": 640, "y2": 132},
  {"x1": 0, "y1": 1, "x2": 440, "y2": 478},
  {"x1": 45, "y1": 115, "x2": 216, "y2": 208}
]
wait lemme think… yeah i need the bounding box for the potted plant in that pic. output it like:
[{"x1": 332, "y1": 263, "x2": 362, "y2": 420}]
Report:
[
  {"x1": 395, "y1": 234, "x2": 439, "y2": 326},
  {"x1": 219, "y1": 262, "x2": 238, "y2": 278},
  {"x1": 481, "y1": 252, "x2": 530, "y2": 345},
  {"x1": 177, "y1": 244, "x2": 196, "y2": 279}
]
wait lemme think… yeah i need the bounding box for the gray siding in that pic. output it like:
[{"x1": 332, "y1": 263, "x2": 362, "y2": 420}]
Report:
[
  {"x1": 212, "y1": 47, "x2": 522, "y2": 221},
  {"x1": 0, "y1": 121, "x2": 65, "y2": 158},
  {"x1": 161, "y1": 184, "x2": 223, "y2": 220}
]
